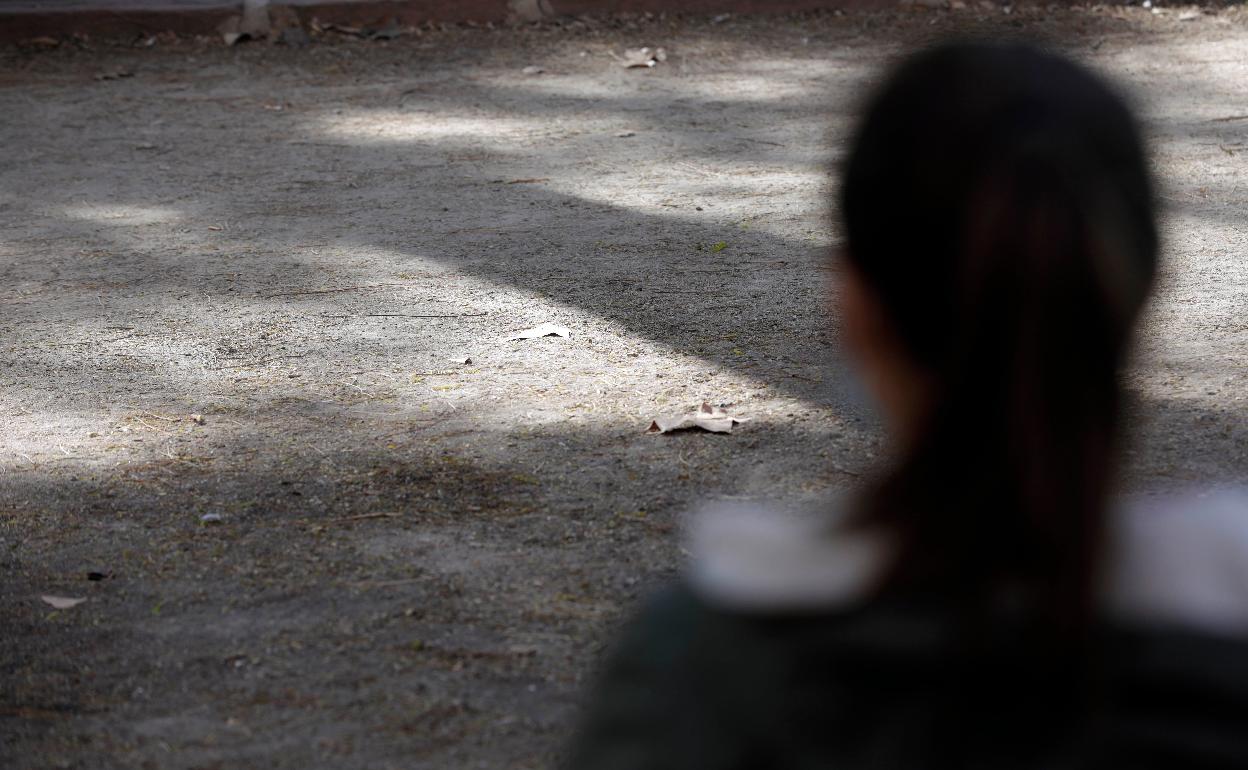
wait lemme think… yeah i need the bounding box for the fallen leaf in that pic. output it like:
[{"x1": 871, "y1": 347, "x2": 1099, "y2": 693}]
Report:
[
  {"x1": 711, "y1": 241, "x2": 728, "y2": 252},
  {"x1": 218, "y1": 15, "x2": 246, "y2": 46},
  {"x1": 322, "y1": 23, "x2": 365, "y2": 37},
  {"x1": 648, "y1": 402, "x2": 746, "y2": 434},
  {"x1": 200, "y1": 513, "x2": 224, "y2": 525},
  {"x1": 522, "y1": 65, "x2": 545, "y2": 75},
  {"x1": 41, "y1": 595, "x2": 87, "y2": 610},
  {"x1": 505, "y1": 323, "x2": 570, "y2": 341},
  {"x1": 1178, "y1": 9, "x2": 1201, "y2": 20},
  {"x1": 619, "y1": 47, "x2": 667, "y2": 69}
]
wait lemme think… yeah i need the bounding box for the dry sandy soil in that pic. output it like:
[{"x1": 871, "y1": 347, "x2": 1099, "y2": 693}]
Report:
[{"x1": 2, "y1": 6, "x2": 1246, "y2": 769}]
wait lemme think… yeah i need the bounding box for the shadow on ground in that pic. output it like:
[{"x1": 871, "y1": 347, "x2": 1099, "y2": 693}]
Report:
[{"x1": 2, "y1": 8, "x2": 1247, "y2": 769}]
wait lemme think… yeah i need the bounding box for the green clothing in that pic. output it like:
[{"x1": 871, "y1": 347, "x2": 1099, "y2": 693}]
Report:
[{"x1": 569, "y1": 583, "x2": 1248, "y2": 770}]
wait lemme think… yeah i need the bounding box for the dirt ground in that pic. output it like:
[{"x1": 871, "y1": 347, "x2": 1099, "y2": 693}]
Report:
[{"x1": 1, "y1": 6, "x2": 1246, "y2": 769}]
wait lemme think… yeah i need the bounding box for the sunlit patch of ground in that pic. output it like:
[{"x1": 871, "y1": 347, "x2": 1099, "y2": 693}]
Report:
[{"x1": 1, "y1": 7, "x2": 1246, "y2": 768}]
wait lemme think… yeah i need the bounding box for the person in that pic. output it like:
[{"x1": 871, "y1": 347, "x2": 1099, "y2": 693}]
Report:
[{"x1": 567, "y1": 41, "x2": 1248, "y2": 769}]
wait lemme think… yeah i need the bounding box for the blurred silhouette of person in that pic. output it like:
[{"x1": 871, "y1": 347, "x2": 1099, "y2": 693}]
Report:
[{"x1": 568, "y1": 41, "x2": 1248, "y2": 769}]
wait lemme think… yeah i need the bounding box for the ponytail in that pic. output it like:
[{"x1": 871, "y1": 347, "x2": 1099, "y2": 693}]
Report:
[{"x1": 839, "y1": 42, "x2": 1157, "y2": 638}]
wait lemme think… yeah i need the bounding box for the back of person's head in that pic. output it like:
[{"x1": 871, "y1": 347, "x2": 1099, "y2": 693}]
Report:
[{"x1": 839, "y1": 42, "x2": 1157, "y2": 636}]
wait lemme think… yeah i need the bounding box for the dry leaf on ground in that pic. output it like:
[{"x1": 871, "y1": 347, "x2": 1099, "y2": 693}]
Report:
[
  {"x1": 315, "y1": 21, "x2": 364, "y2": 37},
  {"x1": 216, "y1": 10, "x2": 268, "y2": 46},
  {"x1": 218, "y1": 16, "x2": 245, "y2": 46},
  {"x1": 619, "y1": 47, "x2": 667, "y2": 69},
  {"x1": 505, "y1": 323, "x2": 570, "y2": 341},
  {"x1": 41, "y1": 595, "x2": 87, "y2": 610},
  {"x1": 648, "y1": 402, "x2": 745, "y2": 434}
]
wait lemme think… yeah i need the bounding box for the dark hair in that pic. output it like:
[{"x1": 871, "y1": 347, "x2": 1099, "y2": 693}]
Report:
[{"x1": 840, "y1": 43, "x2": 1157, "y2": 637}]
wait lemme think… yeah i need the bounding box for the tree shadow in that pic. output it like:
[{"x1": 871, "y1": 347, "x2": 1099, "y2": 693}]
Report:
[{"x1": 3, "y1": 13, "x2": 1247, "y2": 768}]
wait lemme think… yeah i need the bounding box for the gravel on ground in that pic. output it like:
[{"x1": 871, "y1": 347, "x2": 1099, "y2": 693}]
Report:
[{"x1": 2, "y1": 6, "x2": 1247, "y2": 768}]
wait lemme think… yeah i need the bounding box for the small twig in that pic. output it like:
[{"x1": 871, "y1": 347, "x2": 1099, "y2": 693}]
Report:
[
  {"x1": 492, "y1": 177, "x2": 550, "y2": 184},
  {"x1": 350, "y1": 578, "x2": 424, "y2": 589},
  {"x1": 214, "y1": 353, "x2": 308, "y2": 370},
  {"x1": 1211, "y1": 114, "x2": 1248, "y2": 123},
  {"x1": 49, "y1": 333, "x2": 137, "y2": 348},
  {"x1": 363, "y1": 312, "x2": 487, "y2": 319},
  {"x1": 409, "y1": 369, "x2": 460, "y2": 377},
  {"x1": 334, "y1": 511, "x2": 401, "y2": 521},
  {"x1": 139, "y1": 411, "x2": 181, "y2": 422},
  {"x1": 261, "y1": 283, "x2": 398, "y2": 299},
  {"x1": 134, "y1": 418, "x2": 170, "y2": 433},
  {"x1": 440, "y1": 225, "x2": 532, "y2": 235},
  {"x1": 738, "y1": 137, "x2": 786, "y2": 147}
]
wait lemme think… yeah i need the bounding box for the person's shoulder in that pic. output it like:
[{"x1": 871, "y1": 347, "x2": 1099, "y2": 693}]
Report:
[
  {"x1": 1105, "y1": 486, "x2": 1248, "y2": 636},
  {"x1": 681, "y1": 488, "x2": 1248, "y2": 638},
  {"x1": 612, "y1": 582, "x2": 711, "y2": 665},
  {"x1": 683, "y1": 496, "x2": 888, "y2": 612}
]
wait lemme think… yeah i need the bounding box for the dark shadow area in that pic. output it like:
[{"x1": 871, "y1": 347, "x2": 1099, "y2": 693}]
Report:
[
  {"x1": 2, "y1": 10, "x2": 1247, "y2": 769},
  {"x1": 1, "y1": 408, "x2": 872, "y2": 767},
  {"x1": 2, "y1": 382, "x2": 1243, "y2": 766}
]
